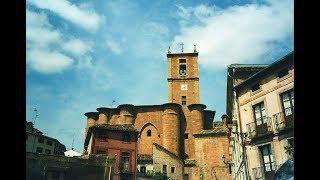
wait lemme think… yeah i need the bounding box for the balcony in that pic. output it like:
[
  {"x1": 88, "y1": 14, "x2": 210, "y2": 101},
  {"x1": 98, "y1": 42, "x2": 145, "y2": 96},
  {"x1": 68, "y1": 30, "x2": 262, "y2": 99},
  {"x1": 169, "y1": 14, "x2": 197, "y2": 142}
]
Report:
[
  {"x1": 273, "y1": 111, "x2": 294, "y2": 132},
  {"x1": 252, "y1": 166, "x2": 276, "y2": 180},
  {"x1": 246, "y1": 117, "x2": 273, "y2": 139}
]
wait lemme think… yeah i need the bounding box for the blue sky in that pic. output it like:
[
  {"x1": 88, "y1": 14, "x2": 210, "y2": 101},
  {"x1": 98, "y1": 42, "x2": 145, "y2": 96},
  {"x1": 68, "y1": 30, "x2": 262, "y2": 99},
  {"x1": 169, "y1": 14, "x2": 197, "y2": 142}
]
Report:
[{"x1": 26, "y1": 0, "x2": 293, "y2": 152}]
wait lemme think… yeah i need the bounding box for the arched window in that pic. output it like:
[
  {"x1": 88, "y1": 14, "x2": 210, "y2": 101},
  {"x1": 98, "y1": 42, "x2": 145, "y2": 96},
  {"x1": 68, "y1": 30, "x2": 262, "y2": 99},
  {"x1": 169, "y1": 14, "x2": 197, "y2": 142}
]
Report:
[{"x1": 147, "y1": 130, "x2": 151, "y2": 137}]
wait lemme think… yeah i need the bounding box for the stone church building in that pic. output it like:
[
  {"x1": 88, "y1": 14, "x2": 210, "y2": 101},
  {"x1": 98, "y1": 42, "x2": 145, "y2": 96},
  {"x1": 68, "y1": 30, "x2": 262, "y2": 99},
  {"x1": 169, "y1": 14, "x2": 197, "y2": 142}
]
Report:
[{"x1": 83, "y1": 49, "x2": 232, "y2": 180}]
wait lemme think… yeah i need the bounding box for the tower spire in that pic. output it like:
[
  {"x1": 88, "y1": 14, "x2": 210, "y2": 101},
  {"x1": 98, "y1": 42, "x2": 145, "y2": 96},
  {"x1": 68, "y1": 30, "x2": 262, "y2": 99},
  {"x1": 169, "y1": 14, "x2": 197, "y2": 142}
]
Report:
[{"x1": 179, "y1": 42, "x2": 184, "y2": 52}]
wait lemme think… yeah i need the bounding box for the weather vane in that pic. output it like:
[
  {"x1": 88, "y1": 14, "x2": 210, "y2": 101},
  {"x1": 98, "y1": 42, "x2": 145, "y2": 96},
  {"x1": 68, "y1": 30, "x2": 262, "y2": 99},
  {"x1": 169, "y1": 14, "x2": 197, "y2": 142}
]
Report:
[{"x1": 179, "y1": 42, "x2": 184, "y2": 52}]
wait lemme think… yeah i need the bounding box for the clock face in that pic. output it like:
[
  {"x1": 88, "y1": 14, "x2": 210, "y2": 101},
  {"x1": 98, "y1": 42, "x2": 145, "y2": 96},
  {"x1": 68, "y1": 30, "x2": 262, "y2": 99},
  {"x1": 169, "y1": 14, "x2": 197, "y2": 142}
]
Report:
[{"x1": 181, "y1": 84, "x2": 188, "y2": 90}]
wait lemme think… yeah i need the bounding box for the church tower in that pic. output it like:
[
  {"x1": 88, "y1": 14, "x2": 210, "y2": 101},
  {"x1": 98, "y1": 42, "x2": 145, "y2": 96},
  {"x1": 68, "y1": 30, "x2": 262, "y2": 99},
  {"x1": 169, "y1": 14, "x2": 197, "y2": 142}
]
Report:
[{"x1": 167, "y1": 45, "x2": 200, "y2": 106}]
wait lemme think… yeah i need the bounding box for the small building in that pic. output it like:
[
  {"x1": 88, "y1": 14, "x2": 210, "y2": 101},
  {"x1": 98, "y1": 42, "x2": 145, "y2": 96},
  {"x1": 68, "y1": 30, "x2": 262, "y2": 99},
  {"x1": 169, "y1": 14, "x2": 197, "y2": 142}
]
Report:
[
  {"x1": 64, "y1": 149, "x2": 82, "y2": 157},
  {"x1": 26, "y1": 121, "x2": 66, "y2": 155},
  {"x1": 26, "y1": 152, "x2": 114, "y2": 180},
  {"x1": 233, "y1": 52, "x2": 294, "y2": 180},
  {"x1": 84, "y1": 124, "x2": 139, "y2": 180}
]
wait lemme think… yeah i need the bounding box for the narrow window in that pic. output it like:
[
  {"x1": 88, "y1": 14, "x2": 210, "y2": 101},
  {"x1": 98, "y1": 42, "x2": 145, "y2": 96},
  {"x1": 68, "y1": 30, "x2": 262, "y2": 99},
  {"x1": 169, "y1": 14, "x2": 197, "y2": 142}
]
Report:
[
  {"x1": 228, "y1": 163, "x2": 232, "y2": 174},
  {"x1": 253, "y1": 102, "x2": 266, "y2": 125},
  {"x1": 251, "y1": 83, "x2": 260, "y2": 92},
  {"x1": 120, "y1": 152, "x2": 130, "y2": 172},
  {"x1": 182, "y1": 96, "x2": 186, "y2": 105},
  {"x1": 179, "y1": 59, "x2": 187, "y2": 77},
  {"x1": 162, "y1": 165, "x2": 167, "y2": 174},
  {"x1": 171, "y1": 167, "x2": 175, "y2": 173},
  {"x1": 36, "y1": 147, "x2": 43, "y2": 153},
  {"x1": 38, "y1": 137, "x2": 44, "y2": 143},
  {"x1": 278, "y1": 68, "x2": 289, "y2": 78},
  {"x1": 259, "y1": 144, "x2": 275, "y2": 172},
  {"x1": 281, "y1": 90, "x2": 294, "y2": 116},
  {"x1": 147, "y1": 130, "x2": 151, "y2": 137},
  {"x1": 184, "y1": 133, "x2": 188, "y2": 139}
]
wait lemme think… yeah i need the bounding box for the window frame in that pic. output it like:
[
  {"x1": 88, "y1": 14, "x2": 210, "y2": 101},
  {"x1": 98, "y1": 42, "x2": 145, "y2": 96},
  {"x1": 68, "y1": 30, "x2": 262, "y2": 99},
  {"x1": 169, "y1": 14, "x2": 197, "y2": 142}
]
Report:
[
  {"x1": 259, "y1": 144, "x2": 275, "y2": 172},
  {"x1": 162, "y1": 165, "x2": 167, "y2": 174},
  {"x1": 252, "y1": 102, "x2": 267, "y2": 126},
  {"x1": 147, "y1": 130, "x2": 151, "y2": 137},
  {"x1": 179, "y1": 59, "x2": 187, "y2": 78},
  {"x1": 182, "y1": 96, "x2": 186, "y2": 105},
  {"x1": 171, "y1": 167, "x2": 175, "y2": 173},
  {"x1": 120, "y1": 152, "x2": 131, "y2": 172},
  {"x1": 280, "y1": 89, "x2": 294, "y2": 116}
]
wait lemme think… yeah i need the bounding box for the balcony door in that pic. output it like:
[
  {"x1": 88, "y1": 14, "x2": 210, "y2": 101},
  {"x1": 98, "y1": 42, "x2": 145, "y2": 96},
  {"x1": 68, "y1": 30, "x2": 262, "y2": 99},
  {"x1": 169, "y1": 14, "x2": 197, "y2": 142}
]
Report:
[
  {"x1": 281, "y1": 90, "x2": 294, "y2": 127},
  {"x1": 259, "y1": 144, "x2": 275, "y2": 180},
  {"x1": 253, "y1": 102, "x2": 268, "y2": 135}
]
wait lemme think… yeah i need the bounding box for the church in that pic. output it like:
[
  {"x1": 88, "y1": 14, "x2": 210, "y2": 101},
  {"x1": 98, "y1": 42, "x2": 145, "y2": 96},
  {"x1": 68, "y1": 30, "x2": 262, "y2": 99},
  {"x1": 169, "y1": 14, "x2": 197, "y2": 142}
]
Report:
[{"x1": 83, "y1": 47, "x2": 232, "y2": 180}]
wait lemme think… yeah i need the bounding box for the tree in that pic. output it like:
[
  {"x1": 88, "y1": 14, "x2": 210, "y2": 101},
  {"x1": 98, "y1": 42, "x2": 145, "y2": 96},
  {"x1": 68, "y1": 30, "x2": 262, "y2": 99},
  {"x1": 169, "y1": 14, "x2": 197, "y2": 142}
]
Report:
[{"x1": 284, "y1": 144, "x2": 294, "y2": 156}]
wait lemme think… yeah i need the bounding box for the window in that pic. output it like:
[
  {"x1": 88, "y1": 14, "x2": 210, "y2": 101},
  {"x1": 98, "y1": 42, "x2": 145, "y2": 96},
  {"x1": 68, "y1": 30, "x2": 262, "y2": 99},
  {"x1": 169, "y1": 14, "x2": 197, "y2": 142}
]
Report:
[
  {"x1": 179, "y1": 59, "x2": 187, "y2": 77},
  {"x1": 147, "y1": 130, "x2": 151, "y2": 137},
  {"x1": 281, "y1": 90, "x2": 294, "y2": 116},
  {"x1": 45, "y1": 149, "x2": 51, "y2": 155},
  {"x1": 46, "y1": 140, "x2": 53, "y2": 146},
  {"x1": 179, "y1": 59, "x2": 186, "y2": 63},
  {"x1": 120, "y1": 152, "x2": 130, "y2": 172},
  {"x1": 251, "y1": 83, "x2": 260, "y2": 92},
  {"x1": 278, "y1": 68, "x2": 289, "y2": 78},
  {"x1": 162, "y1": 165, "x2": 167, "y2": 174},
  {"x1": 182, "y1": 96, "x2": 186, "y2": 105},
  {"x1": 171, "y1": 167, "x2": 175, "y2": 173},
  {"x1": 228, "y1": 163, "x2": 232, "y2": 174},
  {"x1": 259, "y1": 144, "x2": 275, "y2": 172},
  {"x1": 38, "y1": 137, "x2": 44, "y2": 143},
  {"x1": 253, "y1": 102, "x2": 266, "y2": 125},
  {"x1": 96, "y1": 150, "x2": 106, "y2": 154},
  {"x1": 36, "y1": 147, "x2": 43, "y2": 153},
  {"x1": 184, "y1": 133, "x2": 188, "y2": 139},
  {"x1": 123, "y1": 134, "x2": 131, "y2": 142}
]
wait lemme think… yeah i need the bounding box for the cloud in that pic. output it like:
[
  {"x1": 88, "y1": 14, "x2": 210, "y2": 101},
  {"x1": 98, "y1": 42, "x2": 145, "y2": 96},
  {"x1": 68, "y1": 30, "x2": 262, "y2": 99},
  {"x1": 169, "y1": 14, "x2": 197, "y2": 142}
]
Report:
[
  {"x1": 27, "y1": 49, "x2": 74, "y2": 74},
  {"x1": 142, "y1": 22, "x2": 169, "y2": 37},
  {"x1": 63, "y1": 39, "x2": 92, "y2": 56},
  {"x1": 28, "y1": 0, "x2": 102, "y2": 32},
  {"x1": 172, "y1": 0, "x2": 293, "y2": 69},
  {"x1": 106, "y1": 40, "x2": 123, "y2": 55}
]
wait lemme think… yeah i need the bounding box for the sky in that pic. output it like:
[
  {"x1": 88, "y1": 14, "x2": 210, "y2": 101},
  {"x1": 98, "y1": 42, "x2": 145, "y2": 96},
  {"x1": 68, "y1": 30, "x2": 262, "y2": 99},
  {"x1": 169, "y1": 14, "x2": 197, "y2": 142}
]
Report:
[{"x1": 26, "y1": 0, "x2": 293, "y2": 152}]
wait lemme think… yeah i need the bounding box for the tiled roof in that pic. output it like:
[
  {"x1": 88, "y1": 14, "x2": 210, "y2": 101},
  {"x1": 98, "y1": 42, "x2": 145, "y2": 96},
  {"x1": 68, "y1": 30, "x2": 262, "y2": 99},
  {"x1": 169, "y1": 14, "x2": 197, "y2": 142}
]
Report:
[
  {"x1": 137, "y1": 154, "x2": 153, "y2": 161},
  {"x1": 184, "y1": 159, "x2": 196, "y2": 165},
  {"x1": 193, "y1": 126, "x2": 228, "y2": 138},
  {"x1": 90, "y1": 124, "x2": 139, "y2": 133}
]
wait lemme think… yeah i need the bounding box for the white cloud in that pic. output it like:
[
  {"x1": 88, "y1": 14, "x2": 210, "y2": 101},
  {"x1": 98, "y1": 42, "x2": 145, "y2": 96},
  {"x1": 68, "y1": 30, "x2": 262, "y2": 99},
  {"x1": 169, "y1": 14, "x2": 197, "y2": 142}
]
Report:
[
  {"x1": 27, "y1": 49, "x2": 74, "y2": 74},
  {"x1": 106, "y1": 40, "x2": 123, "y2": 55},
  {"x1": 63, "y1": 39, "x2": 91, "y2": 56},
  {"x1": 172, "y1": 0, "x2": 293, "y2": 69},
  {"x1": 28, "y1": 0, "x2": 102, "y2": 32},
  {"x1": 142, "y1": 22, "x2": 169, "y2": 37}
]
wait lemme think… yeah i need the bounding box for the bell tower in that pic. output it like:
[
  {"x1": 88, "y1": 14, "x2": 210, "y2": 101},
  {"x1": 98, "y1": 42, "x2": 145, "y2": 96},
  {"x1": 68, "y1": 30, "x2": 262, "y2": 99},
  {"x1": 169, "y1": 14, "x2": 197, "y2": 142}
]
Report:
[{"x1": 167, "y1": 45, "x2": 200, "y2": 106}]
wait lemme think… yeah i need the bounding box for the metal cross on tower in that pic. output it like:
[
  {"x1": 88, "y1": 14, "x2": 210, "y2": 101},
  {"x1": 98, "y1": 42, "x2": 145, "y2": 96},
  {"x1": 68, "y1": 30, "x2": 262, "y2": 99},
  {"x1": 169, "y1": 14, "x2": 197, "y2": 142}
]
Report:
[{"x1": 179, "y1": 42, "x2": 184, "y2": 52}]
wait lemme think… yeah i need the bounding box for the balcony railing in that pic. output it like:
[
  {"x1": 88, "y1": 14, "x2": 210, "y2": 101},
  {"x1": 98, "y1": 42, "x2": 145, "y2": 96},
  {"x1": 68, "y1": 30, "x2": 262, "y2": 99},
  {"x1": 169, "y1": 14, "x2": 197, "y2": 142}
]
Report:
[
  {"x1": 246, "y1": 117, "x2": 273, "y2": 139},
  {"x1": 273, "y1": 111, "x2": 294, "y2": 132},
  {"x1": 252, "y1": 166, "x2": 277, "y2": 180}
]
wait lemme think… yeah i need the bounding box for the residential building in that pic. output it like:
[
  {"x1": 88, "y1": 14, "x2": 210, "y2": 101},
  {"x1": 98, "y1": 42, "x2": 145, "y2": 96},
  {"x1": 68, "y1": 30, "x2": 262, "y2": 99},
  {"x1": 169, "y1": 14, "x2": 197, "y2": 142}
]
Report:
[
  {"x1": 233, "y1": 52, "x2": 294, "y2": 180},
  {"x1": 226, "y1": 64, "x2": 268, "y2": 180},
  {"x1": 84, "y1": 124, "x2": 139, "y2": 180},
  {"x1": 26, "y1": 121, "x2": 66, "y2": 155},
  {"x1": 83, "y1": 49, "x2": 232, "y2": 180}
]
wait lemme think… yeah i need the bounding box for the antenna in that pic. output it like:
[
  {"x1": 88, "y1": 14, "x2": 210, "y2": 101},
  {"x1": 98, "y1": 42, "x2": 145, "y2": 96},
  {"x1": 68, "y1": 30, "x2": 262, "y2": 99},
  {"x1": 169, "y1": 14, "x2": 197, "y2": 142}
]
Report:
[
  {"x1": 71, "y1": 131, "x2": 75, "y2": 150},
  {"x1": 178, "y1": 42, "x2": 184, "y2": 52}
]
